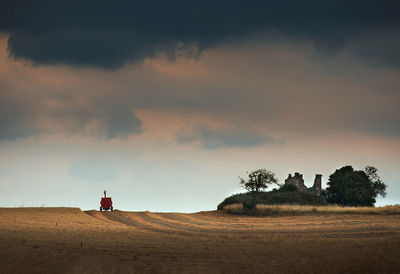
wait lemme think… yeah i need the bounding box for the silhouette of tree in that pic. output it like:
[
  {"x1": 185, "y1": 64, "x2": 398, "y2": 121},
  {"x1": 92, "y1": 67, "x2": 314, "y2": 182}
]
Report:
[
  {"x1": 239, "y1": 169, "x2": 278, "y2": 193},
  {"x1": 325, "y1": 165, "x2": 387, "y2": 206}
]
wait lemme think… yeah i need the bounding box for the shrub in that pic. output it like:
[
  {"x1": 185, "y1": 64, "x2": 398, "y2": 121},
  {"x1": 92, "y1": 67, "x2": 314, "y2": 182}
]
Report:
[
  {"x1": 222, "y1": 204, "x2": 400, "y2": 215},
  {"x1": 278, "y1": 184, "x2": 298, "y2": 192},
  {"x1": 217, "y1": 190, "x2": 325, "y2": 210},
  {"x1": 242, "y1": 195, "x2": 257, "y2": 211}
]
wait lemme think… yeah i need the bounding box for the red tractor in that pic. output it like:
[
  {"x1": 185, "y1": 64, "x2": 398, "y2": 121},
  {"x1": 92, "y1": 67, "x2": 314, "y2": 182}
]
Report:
[{"x1": 100, "y1": 190, "x2": 113, "y2": 211}]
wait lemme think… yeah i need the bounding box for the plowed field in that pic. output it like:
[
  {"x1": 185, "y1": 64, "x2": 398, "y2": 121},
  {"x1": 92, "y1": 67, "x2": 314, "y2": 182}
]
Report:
[{"x1": 1, "y1": 208, "x2": 400, "y2": 273}]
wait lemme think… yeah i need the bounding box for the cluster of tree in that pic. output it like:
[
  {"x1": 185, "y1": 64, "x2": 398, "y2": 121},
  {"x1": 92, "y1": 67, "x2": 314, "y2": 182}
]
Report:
[
  {"x1": 238, "y1": 165, "x2": 387, "y2": 207},
  {"x1": 324, "y1": 166, "x2": 387, "y2": 206}
]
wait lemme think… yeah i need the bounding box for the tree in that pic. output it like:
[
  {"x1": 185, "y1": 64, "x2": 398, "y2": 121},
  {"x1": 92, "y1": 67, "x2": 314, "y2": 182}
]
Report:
[
  {"x1": 239, "y1": 169, "x2": 279, "y2": 193},
  {"x1": 365, "y1": 166, "x2": 387, "y2": 198},
  {"x1": 325, "y1": 165, "x2": 387, "y2": 206}
]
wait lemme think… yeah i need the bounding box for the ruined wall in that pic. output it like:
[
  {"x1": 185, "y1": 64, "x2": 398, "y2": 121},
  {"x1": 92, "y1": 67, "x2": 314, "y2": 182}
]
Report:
[
  {"x1": 284, "y1": 172, "x2": 307, "y2": 191},
  {"x1": 309, "y1": 174, "x2": 322, "y2": 196},
  {"x1": 284, "y1": 173, "x2": 322, "y2": 196}
]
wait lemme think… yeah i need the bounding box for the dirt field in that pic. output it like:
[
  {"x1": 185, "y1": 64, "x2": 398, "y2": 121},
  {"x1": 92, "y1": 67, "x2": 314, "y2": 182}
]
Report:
[{"x1": 1, "y1": 208, "x2": 400, "y2": 273}]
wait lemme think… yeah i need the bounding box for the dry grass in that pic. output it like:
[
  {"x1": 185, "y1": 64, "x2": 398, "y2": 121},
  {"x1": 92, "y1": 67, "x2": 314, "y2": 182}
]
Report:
[{"x1": 223, "y1": 203, "x2": 400, "y2": 215}]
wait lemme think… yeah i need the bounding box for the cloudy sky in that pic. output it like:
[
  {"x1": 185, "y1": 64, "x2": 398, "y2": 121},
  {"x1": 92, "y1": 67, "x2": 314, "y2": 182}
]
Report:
[{"x1": 0, "y1": 1, "x2": 399, "y2": 211}]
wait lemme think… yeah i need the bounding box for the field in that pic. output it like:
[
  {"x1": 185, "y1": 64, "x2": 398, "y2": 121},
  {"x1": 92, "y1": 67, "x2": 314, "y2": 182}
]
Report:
[{"x1": 1, "y1": 207, "x2": 400, "y2": 273}]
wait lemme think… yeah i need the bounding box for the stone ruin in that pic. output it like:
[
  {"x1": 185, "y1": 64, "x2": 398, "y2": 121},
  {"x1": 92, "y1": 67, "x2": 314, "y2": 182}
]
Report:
[{"x1": 284, "y1": 172, "x2": 322, "y2": 196}]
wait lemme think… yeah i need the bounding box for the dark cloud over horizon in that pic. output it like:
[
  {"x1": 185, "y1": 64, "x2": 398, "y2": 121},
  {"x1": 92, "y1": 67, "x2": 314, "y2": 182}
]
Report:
[
  {"x1": 0, "y1": 87, "x2": 143, "y2": 140},
  {"x1": 176, "y1": 123, "x2": 282, "y2": 150},
  {"x1": 1, "y1": 0, "x2": 400, "y2": 69},
  {"x1": 0, "y1": 91, "x2": 41, "y2": 140}
]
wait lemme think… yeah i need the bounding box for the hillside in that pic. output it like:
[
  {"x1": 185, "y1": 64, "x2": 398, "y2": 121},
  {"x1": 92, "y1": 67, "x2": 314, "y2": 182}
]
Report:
[{"x1": 217, "y1": 189, "x2": 326, "y2": 210}]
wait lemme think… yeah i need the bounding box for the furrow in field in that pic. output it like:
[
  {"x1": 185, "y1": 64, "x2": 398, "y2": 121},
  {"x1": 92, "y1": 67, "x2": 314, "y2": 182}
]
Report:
[
  {"x1": 119, "y1": 212, "x2": 199, "y2": 237},
  {"x1": 160, "y1": 213, "x2": 253, "y2": 230},
  {"x1": 122, "y1": 212, "x2": 272, "y2": 237},
  {"x1": 85, "y1": 210, "x2": 400, "y2": 239},
  {"x1": 131, "y1": 212, "x2": 233, "y2": 236}
]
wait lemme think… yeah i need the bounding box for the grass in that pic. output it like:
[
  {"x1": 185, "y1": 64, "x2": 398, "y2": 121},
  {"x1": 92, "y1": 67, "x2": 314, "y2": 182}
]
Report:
[
  {"x1": 217, "y1": 190, "x2": 326, "y2": 210},
  {"x1": 223, "y1": 203, "x2": 400, "y2": 215}
]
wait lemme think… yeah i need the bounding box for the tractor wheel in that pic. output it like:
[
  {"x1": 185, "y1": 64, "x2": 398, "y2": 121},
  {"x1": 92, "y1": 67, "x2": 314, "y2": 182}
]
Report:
[
  {"x1": 111, "y1": 206, "x2": 113, "y2": 211},
  {"x1": 100, "y1": 207, "x2": 102, "y2": 211}
]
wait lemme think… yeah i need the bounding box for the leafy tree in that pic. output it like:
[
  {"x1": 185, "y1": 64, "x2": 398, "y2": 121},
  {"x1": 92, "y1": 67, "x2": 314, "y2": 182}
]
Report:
[
  {"x1": 239, "y1": 169, "x2": 279, "y2": 193},
  {"x1": 365, "y1": 166, "x2": 387, "y2": 198},
  {"x1": 325, "y1": 165, "x2": 387, "y2": 206}
]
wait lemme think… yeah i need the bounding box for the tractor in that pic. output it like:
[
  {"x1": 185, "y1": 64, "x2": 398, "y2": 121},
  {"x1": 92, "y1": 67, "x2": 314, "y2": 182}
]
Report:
[{"x1": 100, "y1": 190, "x2": 113, "y2": 211}]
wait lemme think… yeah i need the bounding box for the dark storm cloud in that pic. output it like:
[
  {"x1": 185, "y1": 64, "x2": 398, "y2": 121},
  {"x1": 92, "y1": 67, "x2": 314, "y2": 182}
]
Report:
[
  {"x1": 95, "y1": 99, "x2": 143, "y2": 139},
  {"x1": 1, "y1": 0, "x2": 399, "y2": 69},
  {"x1": 176, "y1": 123, "x2": 282, "y2": 150},
  {"x1": 0, "y1": 92, "x2": 40, "y2": 140},
  {"x1": 45, "y1": 96, "x2": 143, "y2": 139},
  {"x1": 356, "y1": 116, "x2": 400, "y2": 137},
  {"x1": 348, "y1": 28, "x2": 400, "y2": 68},
  {"x1": 0, "y1": 89, "x2": 142, "y2": 140}
]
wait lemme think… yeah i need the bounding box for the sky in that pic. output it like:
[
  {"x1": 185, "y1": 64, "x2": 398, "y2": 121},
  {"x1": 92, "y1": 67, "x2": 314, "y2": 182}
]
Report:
[{"x1": 0, "y1": 1, "x2": 399, "y2": 211}]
